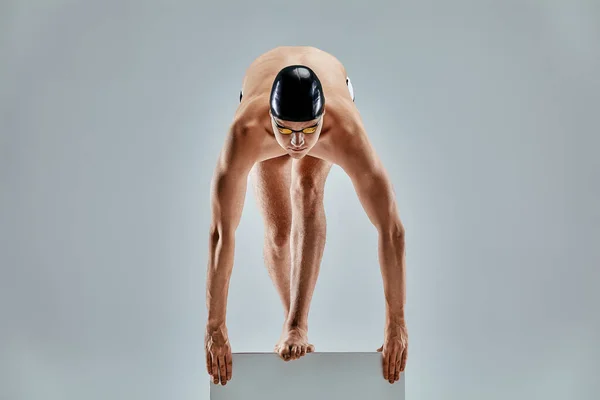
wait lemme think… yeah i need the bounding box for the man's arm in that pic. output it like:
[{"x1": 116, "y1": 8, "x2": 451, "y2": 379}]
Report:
[
  {"x1": 205, "y1": 119, "x2": 258, "y2": 385},
  {"x1": 337, "y1": 127, "x2": 406, "y2": 320},
  {"x1": 335, "y1": 123, "x2": 407, "y2": 383},
  {"x1": 206, "y1": 120, "x2": 258, "y2": 328}
]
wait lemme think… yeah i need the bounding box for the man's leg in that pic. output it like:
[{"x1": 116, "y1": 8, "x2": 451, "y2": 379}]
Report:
[
  {"x1": 275, "y1": 155, "x2": 332, "y2": 361},
  {"x1": 251, "y1": 155, "x2": 293, "y2": 317}
]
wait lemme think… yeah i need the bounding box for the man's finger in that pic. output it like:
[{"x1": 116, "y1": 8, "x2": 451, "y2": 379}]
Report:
[
  {"x1": 211, "y1": 354, "x2": 219, "y2": 384},
  {"x1": 388, "y1": 348, "x2": 397, "y2": 384},
  {"x1": 382, "y1": 349, "x2": 389, "y2": 381},
  {"x1": 400, "y1": 345, "x2": 408, "y2": 372},
  {"x1": 218, "y1": 354, "x2": 227, "y2": 385},
  {"x1": 225, "y1": 352, "x2": 232, "y2": 381},
  {"x1": 205, "y1": 351, "x2": 212, "y2": 375},
  {"x1": 394, "y1": 350, "x2": 402, "y2": 382}
]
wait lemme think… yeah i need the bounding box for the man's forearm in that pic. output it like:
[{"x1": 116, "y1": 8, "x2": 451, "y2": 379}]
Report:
[
  {"x1": 377, "y1": 225, "x2": 406, "y2": 325},
  {"x1": 206, "y1": 227, "x2": 236, "y2": 329}
]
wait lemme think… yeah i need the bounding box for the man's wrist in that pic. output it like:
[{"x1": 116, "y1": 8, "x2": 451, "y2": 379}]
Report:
[
  {"x1": 386, "y1": 308, "x2": 406, "y2": 325},
  {"x1": 206, "y1": 316, "x2": 227, "y2": 332}
]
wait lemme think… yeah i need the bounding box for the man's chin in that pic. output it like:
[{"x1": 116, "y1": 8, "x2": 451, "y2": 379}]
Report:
[
  {"x1": 287, "y1": 148, "x2": 308, "y2": 158},
  {"x1": 288, "y1": 151, "x2": 305, "y2": 159}
]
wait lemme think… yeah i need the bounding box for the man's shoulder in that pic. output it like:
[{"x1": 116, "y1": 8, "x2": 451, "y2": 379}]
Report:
[
  {"x1": 325, "y1": 100, "x2": 366, "y2": 140},
  {"x1": 231, "y1": 95, "x2": 270, "y2": 136},
  {"x1": 321, "y1": 101, "x2": 375, "y2": 164}
]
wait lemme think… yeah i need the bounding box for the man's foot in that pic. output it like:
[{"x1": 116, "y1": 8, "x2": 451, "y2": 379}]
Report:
[{"x1": 274, "y1": 325, "x2": 314, "y2": 361}]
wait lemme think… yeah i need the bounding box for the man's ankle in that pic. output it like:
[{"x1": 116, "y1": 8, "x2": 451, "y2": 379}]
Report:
[{"x1": 284, "y1": 318, "x2": 308, "y2": 332}]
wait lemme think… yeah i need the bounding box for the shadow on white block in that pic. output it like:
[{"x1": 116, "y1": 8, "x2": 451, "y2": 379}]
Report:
[{"x1": 210, "y1": 352, "x2": 405, "y2": 400}]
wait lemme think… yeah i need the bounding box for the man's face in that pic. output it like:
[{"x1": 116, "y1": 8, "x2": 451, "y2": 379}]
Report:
[{"x1": 270, "y1": 113, "x2": 324, "y2": 159}]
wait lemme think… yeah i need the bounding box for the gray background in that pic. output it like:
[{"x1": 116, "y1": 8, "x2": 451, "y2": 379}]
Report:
[{"x1": 1, "y1": 0, "x2": 599, "y2": 399}]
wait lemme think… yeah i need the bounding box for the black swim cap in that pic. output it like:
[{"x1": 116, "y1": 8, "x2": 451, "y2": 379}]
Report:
[{"x1": 270, "y1": 65, "x2": 325, "y2": 122}]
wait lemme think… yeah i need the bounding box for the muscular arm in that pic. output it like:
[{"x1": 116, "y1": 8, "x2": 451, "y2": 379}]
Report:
[
  {"x1": 336, "y1": 126, "x2": 406, "y2": 324},
  {"x1": 206, "y1": 120, "x2": 259, "y2": 329}
]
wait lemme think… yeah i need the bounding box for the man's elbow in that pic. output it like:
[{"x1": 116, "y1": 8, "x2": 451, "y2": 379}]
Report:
[
  {"x1": 209, "y1": 222, "x2": 235, "y2": 245},
  {"x1": 376, "y1": 215, "x2": 405, "y2": 242}
]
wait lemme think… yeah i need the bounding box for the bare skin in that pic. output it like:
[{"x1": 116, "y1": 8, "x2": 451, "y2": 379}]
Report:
[{"x1": 205, "y1": 46, "x2": 408, "y2": 386}]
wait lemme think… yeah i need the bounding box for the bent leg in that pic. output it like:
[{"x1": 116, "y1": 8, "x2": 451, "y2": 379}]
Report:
[
  {"x1": 276, "y1": 155, "x2": 332, "y2": 361},
  {"x1": 251, "y1": 155, "x2": 292, "y2": 317}
]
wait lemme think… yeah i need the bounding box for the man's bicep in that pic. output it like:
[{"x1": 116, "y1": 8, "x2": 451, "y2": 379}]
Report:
[
  {"x1": 338, "y1": 133, "x2": 402, "y2": 232},
  {"x1": 210, "y1": 123, "x2": 257, "y2": 233}
]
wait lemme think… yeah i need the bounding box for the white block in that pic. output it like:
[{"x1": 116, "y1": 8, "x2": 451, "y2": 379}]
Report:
[{"x1": 210, "y1": 352, "x2": 405, "y2": 400}]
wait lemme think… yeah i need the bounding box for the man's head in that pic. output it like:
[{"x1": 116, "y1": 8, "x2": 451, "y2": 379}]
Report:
[{"x1": 269, "y1": 65, "x2": 325, "y2": 158}]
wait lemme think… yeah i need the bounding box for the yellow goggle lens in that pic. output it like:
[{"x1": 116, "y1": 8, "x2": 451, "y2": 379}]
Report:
[{"x1": 277, "y1": 126, "x2": 317, "y2": 134}]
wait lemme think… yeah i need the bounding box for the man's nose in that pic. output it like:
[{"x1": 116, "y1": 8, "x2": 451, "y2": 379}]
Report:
[{"x1": 291, "y1": 132, "x2": 305, "y2": 147}]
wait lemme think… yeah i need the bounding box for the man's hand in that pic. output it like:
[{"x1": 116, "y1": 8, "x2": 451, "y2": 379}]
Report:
[
  {"x1": 377, "y1": 321, "x2": 408, "y2": 384},
  {"x1": 205, "y1": 324, "x2": 232, "y2": 385}
]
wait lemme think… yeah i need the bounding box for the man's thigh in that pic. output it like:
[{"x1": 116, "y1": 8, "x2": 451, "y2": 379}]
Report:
[{"x1": 252, "y1": 155, "x2": 293, "y2": 221}]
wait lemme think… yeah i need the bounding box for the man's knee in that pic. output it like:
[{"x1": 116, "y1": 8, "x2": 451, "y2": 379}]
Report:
[
  {"x1": 292, "y1": 176, "x2": 324, "y2": 207},
  {"x1": 266, "y1": 223, "x2": 290, "y2": 249}
]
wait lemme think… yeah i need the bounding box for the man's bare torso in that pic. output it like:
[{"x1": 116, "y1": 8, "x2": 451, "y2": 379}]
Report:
[{"x1": 234, "y1": 46, "x2": 363, "y2": 164}]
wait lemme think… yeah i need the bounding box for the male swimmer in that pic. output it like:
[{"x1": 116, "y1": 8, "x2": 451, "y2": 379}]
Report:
[{"x1": 205, "y1": 46, "x2": 407, "y2": 385}]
